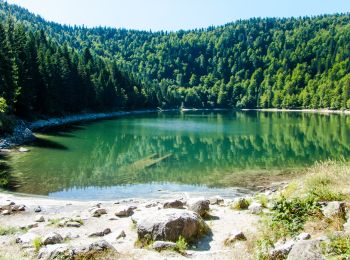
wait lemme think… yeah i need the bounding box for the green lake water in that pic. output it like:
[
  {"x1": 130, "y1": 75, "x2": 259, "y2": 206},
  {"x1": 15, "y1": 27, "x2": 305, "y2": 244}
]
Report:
[{"x1": 3, "y1": 111, "x2": 350, "y2": 200}]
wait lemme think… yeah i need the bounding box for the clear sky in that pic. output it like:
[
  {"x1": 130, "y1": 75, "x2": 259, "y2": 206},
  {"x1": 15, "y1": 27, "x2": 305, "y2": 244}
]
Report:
[{"x1": 6, "y1": 0, "x2": 350, "y2": 31}]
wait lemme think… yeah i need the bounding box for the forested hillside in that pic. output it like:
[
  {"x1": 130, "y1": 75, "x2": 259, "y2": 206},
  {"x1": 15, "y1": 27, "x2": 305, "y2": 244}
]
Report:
[{"x1": 0, "y1": 0, "x2": 350, "y2": 120}]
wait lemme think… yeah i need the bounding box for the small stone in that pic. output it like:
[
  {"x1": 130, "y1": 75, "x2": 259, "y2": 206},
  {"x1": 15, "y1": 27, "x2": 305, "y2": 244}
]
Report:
[
  {"x1": 115, "y1": 206, "x2": 135, "y2": 217},
  {"x1": 42, "y1": 232, "x2": 64, "y2": 245},
  {"x1": 66, "y1": 221, "x2": 81, "y2": 228},
  {"x1": 322, "y1": 201, "x2": 345, "y2": 218},
  {"x1": 269, "y1": 240, "x2": 295, "y2": 260},
  {"x1": 295, "y1": 232, "x2": 311, "y2": 241},
  {"x1": 116, "y1": 230, "x2": 126, "y2": 240},
  {"x1": 27, "y1": 223, "x2": 39, "y2": 229},
  {"x1": 208, "y1": 196, "x2": 224, "y2": 205},
  {"x1": 19, "y1": 147, "x2": 29, "y2": 152},
  {"x1": 34, "y1": 206, "x2": 42, "y2": 213},
  {"x1": 35, "y1": 215, "x2": 45, "y2": 222},
  {"x1": 225, "y1": 230, "x2": 247, "y2": 244},
  {"x1": 152, "y1": 241, "x2": 177, "y2": 251},
  {"x1": 16, "y1": 233, "x2": 38, "y2": 244},
  {"x1": 248, "y1": 202, "x2": 263, "y2": 214},
  {"x1": 2, "y1": 209, "x2": 10, "y2": 215},
  {"x1": 91, "y1": 208, "x2": 107, "y2": 217},
  {"x1": 163, "y1": 200, "x2": 184, "y2": 209},
  {"x1": 89, "y1": 228, "x2": 111, "y2": 237}
]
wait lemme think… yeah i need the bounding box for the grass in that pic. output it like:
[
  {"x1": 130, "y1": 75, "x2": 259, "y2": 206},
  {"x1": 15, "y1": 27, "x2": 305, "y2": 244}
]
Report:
[
  {"x1": 33, "y1": 237, "x2": 42, "y2": 253},
  {"x1": 47, "y1": 218, "x2": 61, "y2": 227},
  {"x1": 0, "y1": 227, "x2": 22, "y2": 236},
  {"x1": 322, "y1": 235, "x2": 350, "y2": 259},
  {"x1": 255, "y1": 194, "x2": 269, "y2": 208},
  {"x1": 175, "y1": 236, "x2": 188, "y2": 253},
  {"x1": 252, "y1": 160, "x2": 350, "y2": 259}
]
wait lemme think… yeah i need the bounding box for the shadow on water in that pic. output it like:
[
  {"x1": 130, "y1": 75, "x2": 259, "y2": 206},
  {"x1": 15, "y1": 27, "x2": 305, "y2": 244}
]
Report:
[
  {"x1": 36, "y1": 123, "x2": 88, "y2": 138},
  {"x1": 0, "y1": 152, "x2": 19, "y2": 191},
  {"x1": 31, "y1": 137, "x2": 69, "y2": 150}
]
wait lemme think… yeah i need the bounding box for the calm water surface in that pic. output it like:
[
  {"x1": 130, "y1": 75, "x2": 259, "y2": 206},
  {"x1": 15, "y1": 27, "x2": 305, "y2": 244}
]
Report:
[{"x1": 4, "y1": 111, "x2": 350, "y2": 199}]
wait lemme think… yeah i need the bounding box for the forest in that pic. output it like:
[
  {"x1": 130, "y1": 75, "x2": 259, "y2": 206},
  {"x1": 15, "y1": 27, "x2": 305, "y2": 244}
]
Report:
[{"x1": 1, "y1": 0, "x2": 350, "y2": 121}]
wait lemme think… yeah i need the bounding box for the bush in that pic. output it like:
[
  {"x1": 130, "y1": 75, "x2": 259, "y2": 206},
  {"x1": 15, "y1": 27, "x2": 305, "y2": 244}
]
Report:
[
  {"x1": 270, "y1": 196, "x2": 320, "y2": 236},
  {"x1": 231, "y1": 198, "x2": 251, "y2": 210},
  {"x1": 0, "y1": 113, "x2": 16, "y2": 134},
  {"x1": 322, "y1": 235, "x2": 350, "y2": 258},
  {"x1": 176, "y1": 236, "x2": 188, "y2": 253}
]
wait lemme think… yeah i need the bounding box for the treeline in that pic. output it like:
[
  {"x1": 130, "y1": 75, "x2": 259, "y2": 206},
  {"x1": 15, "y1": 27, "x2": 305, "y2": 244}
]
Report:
[
  {"x1": 1, "y1": 1, "x2": 350, "y2": 115},
  {"x1": 0, "y1": 18, "x2": 148, "y2": 119}
]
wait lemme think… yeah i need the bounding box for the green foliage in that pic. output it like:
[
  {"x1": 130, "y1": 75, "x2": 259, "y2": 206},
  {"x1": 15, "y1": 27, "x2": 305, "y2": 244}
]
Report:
[
  {"x1": 32, "y1": 237, "x2": 42, "y2": 253},
  {"x1": 322, "y1": 235, "x2": 350, "y2": 258},
  {"x1": 176, "y1": 236, "x2": 188, "y2": 253},
  {"x1": 271, "y1": 196, "x2": 320, "y2": 236},
  {"x1": 1, "y1": 2, "x2": 350, "y2": 118},
  {"x1": 231, "y1": 198, "x2": 251, "y2": 210},
  {"x1": 306, "y1": 175, "x2": 347, "y2": 202},
  {"x1": 0, "y1": 226, "x2": 20, "y2": 236},
  {"x1": 255, "y1": 194, "x2": 269, "y2": 208}
]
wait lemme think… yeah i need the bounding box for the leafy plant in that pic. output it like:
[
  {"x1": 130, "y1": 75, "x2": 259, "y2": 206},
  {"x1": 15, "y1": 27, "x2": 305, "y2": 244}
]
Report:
[
  {"x1": 270, "y1": 196, "x2": 320, "y2": 235},
  {"x1": 176, "y1": 236, "x2": 188, "y2": 253},
  {"x1": 322, "y1": 235, "x2": 350, "y2": 258},
  {"x1": 33, "y1": 237, "x2": 42, "y2": 253}
]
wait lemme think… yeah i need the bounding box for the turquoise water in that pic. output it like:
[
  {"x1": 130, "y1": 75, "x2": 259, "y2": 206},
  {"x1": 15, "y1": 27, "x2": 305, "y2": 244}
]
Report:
[{"x1": 5, "y1": 111, "x2": 350, "y2": 200}]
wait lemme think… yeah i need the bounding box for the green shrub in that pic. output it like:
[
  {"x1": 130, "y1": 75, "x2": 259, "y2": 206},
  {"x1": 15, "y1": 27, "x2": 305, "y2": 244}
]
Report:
[
  {"x1": 231, "y1": 198, "x2": 251, "y2": 210},
  {"x1": 0, "y1": 226, "x2": 20, "y2": 236},
  {"x1": 322, "y1": 235, "x2": 350, "y2": 258},
  {"x1": 176, "y1": 236, "x2": 188, "y2": 253},
  {"x1": 270, "y1": 196, "x2": 320, "y2": 236},
  {"x1": 33, "y1": 237, "x2": 42, "y2": 253},
  {"x1": 256, "y1": 194, "x2": 269, "y2": 208}
]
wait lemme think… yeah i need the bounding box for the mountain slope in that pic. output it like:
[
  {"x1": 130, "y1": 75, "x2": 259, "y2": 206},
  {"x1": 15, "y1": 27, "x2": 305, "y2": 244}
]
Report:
[{"x1": 0, "y1": 0, "x2": 350, "y2": 116}]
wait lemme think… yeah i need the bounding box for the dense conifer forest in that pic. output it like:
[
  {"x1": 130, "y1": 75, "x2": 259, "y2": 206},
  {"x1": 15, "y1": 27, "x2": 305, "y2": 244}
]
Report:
[{"x1": 1, "y1": 0, "x2": 350, "y2": 120}]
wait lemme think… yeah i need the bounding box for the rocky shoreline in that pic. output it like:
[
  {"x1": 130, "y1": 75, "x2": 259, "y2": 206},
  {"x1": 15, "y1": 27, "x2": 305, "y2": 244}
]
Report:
[{"x1": 1, "y1": 179, "x2": 347, "y2": 260}]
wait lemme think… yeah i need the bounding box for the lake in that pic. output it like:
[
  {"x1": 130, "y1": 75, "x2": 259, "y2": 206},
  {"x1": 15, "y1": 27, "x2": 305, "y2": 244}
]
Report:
[{"x1": 3, "y1": 111, "x2": 350, "y2": 200}]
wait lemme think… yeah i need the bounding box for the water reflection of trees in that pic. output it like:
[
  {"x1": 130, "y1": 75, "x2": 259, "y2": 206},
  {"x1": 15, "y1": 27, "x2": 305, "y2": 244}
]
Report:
[{"x1": 9, "y1": 112, "x2": 350, "y2": 195}]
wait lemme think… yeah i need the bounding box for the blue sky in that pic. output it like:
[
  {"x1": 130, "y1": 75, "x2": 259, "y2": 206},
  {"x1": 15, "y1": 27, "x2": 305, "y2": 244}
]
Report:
[{"x1": 6, "y1": 0, "x2": 350, "y2": 31}]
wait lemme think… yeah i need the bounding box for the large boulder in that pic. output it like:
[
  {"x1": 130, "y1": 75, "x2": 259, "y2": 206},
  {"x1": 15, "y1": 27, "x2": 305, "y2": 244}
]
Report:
[
  {"x1": 287, "y1": 239, "x2": 325, "y2": 260},
  {"x1": 135, "y1": 209, "x2": 209, "y2": 243},
  {"x1": 186, "y1": 198, "x2": 210, "y2": 217}
]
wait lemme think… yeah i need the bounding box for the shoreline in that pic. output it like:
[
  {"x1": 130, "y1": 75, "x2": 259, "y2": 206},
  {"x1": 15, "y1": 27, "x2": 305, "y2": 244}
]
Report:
[{"x1": 1, "y1": 107, "x2": 349, "y2": 150}]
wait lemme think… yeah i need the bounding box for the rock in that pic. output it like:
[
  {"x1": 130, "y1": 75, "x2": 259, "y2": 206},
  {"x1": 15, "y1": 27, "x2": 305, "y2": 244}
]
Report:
[
  {"x1": 344, "y1": 219, "x2": 350, "y2": 233},
  {"x1": 115, "y1": 206, "x2": 135, "y2": 217},
  {"x1": 248, "y1": 202, "x2": 263, "y2": 214},
  {"x1": 287, "y1": 239, "x2": 325, "y2": 260},
  {"x1": 2, "y1": 209, "x2": 10, "y2": 215},
  {"x1": 116, "y1": 230, "x2": 126, "y2": 240},
  {"x1": 232, "y1": 197, "x2": 250, "y2": 210},
  {"x1": 38, "y1": 244, "x2": 71, "y2": 260},
  {"x1": 321, "y1": 201, "x2": 345, "y2": 218},
  {"x1": 152, "y1": 241, "x2": 177, "y2": 251},
  {"x1": 91, "y1": 208, "x2": 107, "y2": 217},
  {"x1": 18, "y1": 147, "x2": 29, "y2": 152},
  {"x1": 187, "y1": 198, "x2": 210, "y2": 217},
  {"x1": 35, "y1": 215, "x2": 45, "y2": 223},
  {"x1": 208, "y1": 196, "x2": 224, "y2": 205},
  {"x1": 163, "y1": 200, "x2": 184, "y2": 209},
  {"x1": 11, "y1": 204, "x2": 26, "y2": 212},
  {"x1": 225, "y1": 230, "x2": 247, "y2": 244},
  {"x1": 66, "y1": 221, "x2": 82, "y2": 228},
  {"x1": 42, "y1": 232, "x2": 64, "y2": 245},
  {"x1": 16, "y1": 232, "x2": 38, "y2": 244},
  {"x1": 19, "y1": 223, "x2": 38, "y2": 230},
  {"x1": 34, "y1": 206, "x2": 42, "y2": 213},
  {"x1": 269, "y1": 240, "x2": 295, "y2": 260},
  {"x1": 295, "y1": 232, "x2": 311, "y2": 241},
  {"x1": 89, "y1": 228, "x2": 111, "y2": 237},
  {"x1": 136, "y1": 209, "x2": 209, "y2": 242},
  {"x1": 87, "y1": 240, "x2": 115, "y2": 252}
]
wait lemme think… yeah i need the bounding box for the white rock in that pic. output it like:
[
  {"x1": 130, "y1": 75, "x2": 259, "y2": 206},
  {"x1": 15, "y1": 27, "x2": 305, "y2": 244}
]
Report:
[
  {"x1": 35, "y1": 215, "x2": 45, "y2": 222},
  {"x1": 248, "y1": 202, "x2": 263, "y2": 214},
  {"x1": 16, "y1": 233, "x2": 38, "y2": 244},
  {"x1": 19, "y1": 147, "x2": 29, "y2": 152}
]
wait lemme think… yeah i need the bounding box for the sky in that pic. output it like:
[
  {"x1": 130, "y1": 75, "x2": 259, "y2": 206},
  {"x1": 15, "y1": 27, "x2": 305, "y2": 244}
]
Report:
[{"x1": 6, "y1": 0, "x2": 350, "y2": 31}]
